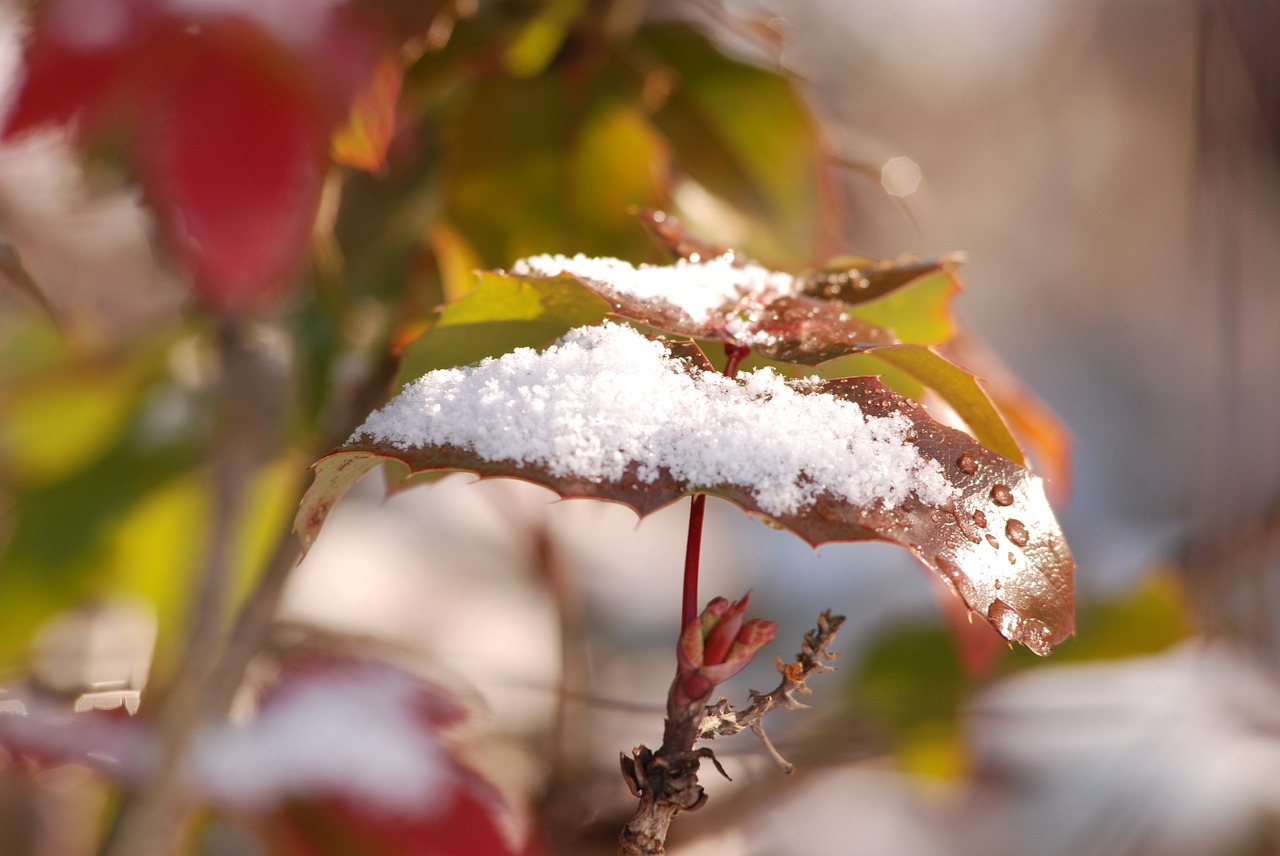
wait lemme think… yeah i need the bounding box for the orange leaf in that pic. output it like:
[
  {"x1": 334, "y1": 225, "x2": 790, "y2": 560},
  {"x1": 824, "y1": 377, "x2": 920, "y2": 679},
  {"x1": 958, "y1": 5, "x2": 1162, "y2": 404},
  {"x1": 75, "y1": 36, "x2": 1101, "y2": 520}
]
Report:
[{"x1": 332, "y1": 54, "x2": 403, "y2": 172}]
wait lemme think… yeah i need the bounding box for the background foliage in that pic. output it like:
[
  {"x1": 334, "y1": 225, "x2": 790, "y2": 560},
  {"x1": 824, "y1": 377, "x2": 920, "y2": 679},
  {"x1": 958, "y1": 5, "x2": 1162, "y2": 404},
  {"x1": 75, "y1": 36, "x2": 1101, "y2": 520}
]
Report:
[{"x1": 0, "y1": 0, "x2": 1274, "y2": 854}]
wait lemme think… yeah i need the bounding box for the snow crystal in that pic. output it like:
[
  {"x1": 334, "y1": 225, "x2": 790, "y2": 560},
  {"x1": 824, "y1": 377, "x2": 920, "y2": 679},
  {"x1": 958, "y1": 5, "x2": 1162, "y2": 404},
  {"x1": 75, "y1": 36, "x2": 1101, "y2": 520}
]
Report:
[
  {"x1": 512, "y1": 253, "x2": 796, "y2": 326},
  {"x1": 352, "y1": 323, "x2": 955, "y2": 515},
  {"x1": 192, "y1": 669, "x2": 452, "y2": 816}
]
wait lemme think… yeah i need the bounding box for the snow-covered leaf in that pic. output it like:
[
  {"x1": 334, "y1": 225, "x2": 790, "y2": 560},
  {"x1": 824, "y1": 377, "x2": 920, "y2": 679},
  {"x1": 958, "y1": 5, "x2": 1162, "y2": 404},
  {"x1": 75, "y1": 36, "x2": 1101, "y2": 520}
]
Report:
[
  {"x1": 639, "y1": 207, "x2": 963, "y2": 320},
  {"x1": 297, "y1": 324, "x2": 1074, "y2": 653},
  {"x1": 508, "y1": 211, "x2": 964, "y2": 367}
]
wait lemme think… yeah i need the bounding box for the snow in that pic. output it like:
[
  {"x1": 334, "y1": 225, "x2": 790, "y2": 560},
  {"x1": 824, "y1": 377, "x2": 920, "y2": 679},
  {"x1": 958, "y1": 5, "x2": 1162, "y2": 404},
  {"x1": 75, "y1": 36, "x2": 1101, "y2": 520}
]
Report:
[
  {"x1": 352, "y1": 323, "x2": 955, "y2": 515},
  {"x1": 191, "y1": 668, "x2": 453, "y2": 816},
  {"x1": 166, "y1": 0, "x2": 345, "y2": 47},
  {"x1": 512, "y1": 253, "x2": 796, "y2": 327}
]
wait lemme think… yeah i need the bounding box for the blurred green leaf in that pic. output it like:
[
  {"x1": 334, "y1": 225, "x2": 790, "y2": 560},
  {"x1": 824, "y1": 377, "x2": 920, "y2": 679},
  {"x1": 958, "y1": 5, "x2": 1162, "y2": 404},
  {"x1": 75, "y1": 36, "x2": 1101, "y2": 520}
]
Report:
[
  {"x1": 1009, "y1": 573, "x2": 1191, "y2": 666},
  {"x1": 852, "y1": 624, "x2": 970, "y2": 778},
  {"x1": 442, "y1": 74, "x2": 574, "y2": 264},
  {"x1": 569, "y1": 104, "x2": 672, "y2": 258},
  {"x1": 1, "y1": 362, "x2": 147, "y2": 487},
  {"x1": 503, "y1": 0, "x2": 584, "y2": 78},
  {"x1": 637, "y1": 24, "x2": 829, "y2": 261},
  {"x1": 0, "y1": 430, "x2": 202, "y2": 659}
]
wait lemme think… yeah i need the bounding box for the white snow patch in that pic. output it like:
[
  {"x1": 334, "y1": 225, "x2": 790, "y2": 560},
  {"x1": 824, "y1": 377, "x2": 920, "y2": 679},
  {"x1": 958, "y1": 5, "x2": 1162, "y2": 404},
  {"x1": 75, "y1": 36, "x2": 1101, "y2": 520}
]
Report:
[
  {"x1": 192, "y1": 669, "x2": 453, "y2": 816},
  {"x1": 166, "y1": 0, "x2": 346, "y2": 48},
  {"x1": 352, "y1": 323, "x2": 954, "y2": 515},
  {"x1": 512, "y1": 253, "x2": 796, "y2": 327}
]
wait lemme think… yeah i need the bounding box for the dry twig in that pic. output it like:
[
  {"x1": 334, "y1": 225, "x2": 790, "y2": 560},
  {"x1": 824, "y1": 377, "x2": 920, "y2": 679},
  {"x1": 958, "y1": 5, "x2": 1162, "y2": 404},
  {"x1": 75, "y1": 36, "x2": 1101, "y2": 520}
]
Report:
[{"x1": 617, "y1": 611, "x2": 845, "y2": 856}]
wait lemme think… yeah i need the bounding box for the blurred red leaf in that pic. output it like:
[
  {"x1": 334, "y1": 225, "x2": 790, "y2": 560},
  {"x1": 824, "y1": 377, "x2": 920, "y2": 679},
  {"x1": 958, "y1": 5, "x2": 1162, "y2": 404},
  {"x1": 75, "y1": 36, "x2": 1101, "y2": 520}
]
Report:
[
  {"x1": 275, "y1": 787, "x2": 544, "y2": 856},
  {"x1": 1, "y1": 0, "x2": 160, "y2": 138},
  {"x1": 134, "y1": 32, "x2": 329, "y2": 311},
  {"x1": 3, "y1": 0, "x2": 387, "y2": 313}
]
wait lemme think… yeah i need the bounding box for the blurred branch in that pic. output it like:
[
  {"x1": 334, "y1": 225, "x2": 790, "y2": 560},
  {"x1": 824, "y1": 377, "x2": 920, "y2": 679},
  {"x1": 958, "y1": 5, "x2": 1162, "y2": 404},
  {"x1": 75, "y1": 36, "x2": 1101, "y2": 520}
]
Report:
[
  {"x1": 99, "y1": 319, "x2": 289, "y2": 856},
  {"x1": 97, "y1": 319, "x2": 397, "y2": 856},
  {"x1": 0, "y1": 236, "x2": 62, "y2": 331}
]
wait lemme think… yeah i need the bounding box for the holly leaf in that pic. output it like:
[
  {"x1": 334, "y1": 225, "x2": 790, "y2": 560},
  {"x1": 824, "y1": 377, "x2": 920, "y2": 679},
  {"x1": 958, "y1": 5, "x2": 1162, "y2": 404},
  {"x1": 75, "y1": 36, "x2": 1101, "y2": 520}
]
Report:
[
  {"x1": 795, "y1": 254, "x2": 965, "y2": 308},
  {"x1": 638, "y1": 208, "x2": 962, "y2": 322},
  {"x1": 297, "y1": 325, "x2": 1074, "y2": 654}
]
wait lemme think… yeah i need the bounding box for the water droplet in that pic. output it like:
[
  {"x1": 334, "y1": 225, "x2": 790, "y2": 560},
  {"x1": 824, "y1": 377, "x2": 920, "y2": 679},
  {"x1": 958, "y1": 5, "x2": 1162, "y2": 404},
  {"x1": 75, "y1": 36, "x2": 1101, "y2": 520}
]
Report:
[
  {"x1": 956, "y1": 453, "x2": 978, "y2": 475},
  {"x1": 973, "y1": 509, "x2": 987, "y2": 528},
  {"x1": 816, "y1": 503, "x2": 843, "y2": 522},
  {"x1": 985, "y1": 534, "x2": 999, "y2": 548},
  {"x1": 993, "y1": 578, "x2": 1003, "y2": 590},
  {"x1": 930, "y1": 509, "x2": 957, "y2": 526},
  {"x1": 991, "y1": 484, "x2": 1014, "y2": 506},
  {"x1": 1020, "y1": 619, "x2": 1054, "y2": 656},
  {"x1": 987, "y1": 600, "x2": 1021, "y2": 641},
  {"x1": 1007, "y1": 551, "x2": 1016, "y2": 565},
  {"x1": 1006, "y1": 518, "x2": 1029, "y2": 547}
]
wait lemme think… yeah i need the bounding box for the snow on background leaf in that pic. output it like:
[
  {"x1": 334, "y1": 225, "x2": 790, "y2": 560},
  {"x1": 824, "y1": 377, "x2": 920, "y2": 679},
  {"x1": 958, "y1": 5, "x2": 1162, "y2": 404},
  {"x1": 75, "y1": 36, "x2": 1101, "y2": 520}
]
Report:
[
  {"x1": 298, "y1": 324, "x2": 1074, "y2": 653},
  {"x1": 193, "y1": 667, "x2": 454, "y2": 815},
  {"x1": 510, "y1": 251, "x2": 897, "y2": 364}
]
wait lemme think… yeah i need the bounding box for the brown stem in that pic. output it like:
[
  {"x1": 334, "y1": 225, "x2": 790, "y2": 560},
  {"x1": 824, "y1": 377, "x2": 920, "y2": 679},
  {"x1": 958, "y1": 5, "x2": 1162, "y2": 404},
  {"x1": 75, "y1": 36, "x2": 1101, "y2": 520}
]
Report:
[{"x1": 618, "y1": 688, "x2": 712, "y2": 856}]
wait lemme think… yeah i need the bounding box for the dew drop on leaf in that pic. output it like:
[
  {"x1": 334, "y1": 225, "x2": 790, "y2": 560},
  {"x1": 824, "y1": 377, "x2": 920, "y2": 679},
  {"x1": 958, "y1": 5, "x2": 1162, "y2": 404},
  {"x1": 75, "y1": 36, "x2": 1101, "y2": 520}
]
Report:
[
  {"x1": 930, "y1": 509, "x2": 957, "y2": 526},
  {"x1": 991, "y1": 597, "x2": 1056, "y2": 655},
  {"x1": 991, "y1": 483, "x2": 1014, "y2": 506},
  {"x1": 987, "y1": 599, "x2": 1021, "y2": 641},
  {"x1": 956, "y1": 453, "x2": 978, "y2": 475},
  {"x1": 1005, "y1": 518, "x2": 1029, "y2": 547},
  {"x1": 972, "y1": 509, "x2": 987, "y2": 528},
  {"x1": 986, "y1": 533, "x2": 999, "y2": 549}
]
